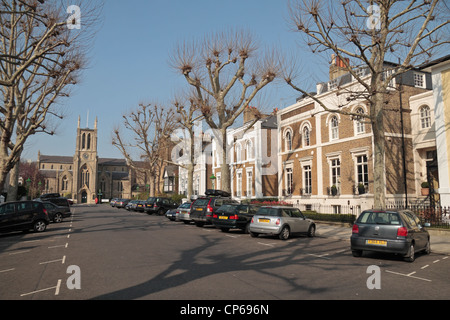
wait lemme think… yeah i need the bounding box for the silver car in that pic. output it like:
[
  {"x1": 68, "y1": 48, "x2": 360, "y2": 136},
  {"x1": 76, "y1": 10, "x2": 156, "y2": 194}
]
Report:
[
  {"x1": 249, "y1": 206, "x2": 316, "y2": 240},
  {"x1": 178, "y1": 202, "x2": 193, "y2": 224}
]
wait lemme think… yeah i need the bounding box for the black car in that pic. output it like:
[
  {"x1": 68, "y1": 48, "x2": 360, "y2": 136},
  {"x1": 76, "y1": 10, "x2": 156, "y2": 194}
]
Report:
[
  {"x1": 190, "y1": 190, "x2": 238, "y2": 227},
  {"x1": 41, "y1": 201, "x2": 71, "y2": 223},
  {"x1": 351, "y1": 209, "x2": 431, "y2": 262},
  {"x1": 212, "y1": 203, "x2": 260, "y2": 233},
  {"x1": 0, "y1": 201, "x2": 50, "y2": 233},
  {"x1": 145, "y1": 197, "x2": 179, "y2": 215},
  {"x1": 39, "y1": 196, "x2": 71, "y2": 208}
]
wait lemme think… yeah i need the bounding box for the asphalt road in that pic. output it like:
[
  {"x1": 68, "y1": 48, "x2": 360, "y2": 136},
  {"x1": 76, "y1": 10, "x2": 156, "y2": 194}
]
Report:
[{"x1": 1, "y1": 204, "x2": 449, "y2": 303}]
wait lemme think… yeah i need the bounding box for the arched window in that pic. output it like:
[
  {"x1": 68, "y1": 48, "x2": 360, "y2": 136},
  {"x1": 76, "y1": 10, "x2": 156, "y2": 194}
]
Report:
[
  {"x1": 285, "y1": 131, "x2": 292, "y2": 151},
  {"x1": 62, "y1": 176, "x2": 69, "y2": 191},
  {"x1": 246, "y1": 140, "x2": 254, "y2": 160},
  {"x1": 420, "y1": 105, "x2": 431, "y2": 129},
  {"x1": 81, "y1": 165, "x2": 89, "y2": 187},
  {"x1": 81, "y1": 133, "x2": 86, "y2": 149},
  {"x1": 330, "y1": 115, "x2": 339, "y2": 140},
  {"x1": 87, "y1": 133, "x2": 91, "y2": 150},
  {"x1": 354, "y1": 107, "x2": 365, "y2": 134},
  {"x1": 236, "y1": 143, "x2": 242, "y2": 162},
  {"x1": 303, "y1": 126, "x2": 310, "y2": 147}
]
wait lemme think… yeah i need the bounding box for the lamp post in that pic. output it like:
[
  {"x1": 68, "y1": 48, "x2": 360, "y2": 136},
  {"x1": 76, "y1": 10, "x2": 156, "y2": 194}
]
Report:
[
  {"x1": 210, "y1": 174, "x2": 216, "y2": 189},
  {"x1": 26, "y1": 178, "x2": 31, "y2": 200}
]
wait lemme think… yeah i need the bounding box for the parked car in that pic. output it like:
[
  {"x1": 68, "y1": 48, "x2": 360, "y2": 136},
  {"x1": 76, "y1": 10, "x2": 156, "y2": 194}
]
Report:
[
  {"x1": 125, "y1": 200, "x2": 139, "y2": 211},
  {"x1": 41, "y1": 201, "x2": 71, "y2": 223},
  {"x1": 190, "y1": 192, "x2": 238, "y2": 227},
  {"x1": 145, "y1": 197, "x2": 178, "y2": 215},
  {"x1": 165, "y1": 208, "x2": 178, "y2": 221},
  {"x1": 0, "y1": 201, "x2": 50, "y2": 233},
  {"x1": 135, "y1": 200, "x2": 147, "y2": 212},
  {"x1": 178, "y1": 201, "x2": 193, "y2": 224},
  {"x1": 115, "y1": 199, "x2": 130, "y2": 209},
  {"x1": 212, "y1": 203, "x2": 260, "y2": 233},
  {"x1": 110, "y1": 198, "x2": 119, "y2": 207},
  {"x1": 350, "y1": 209, "x2": 431, "y2": 262},
  {"x1": 249, "y1": 206, "x2": 316, "y2": 240},
  {"x1": 40, "y1": 197, "x2": 71, "y2": 208}
]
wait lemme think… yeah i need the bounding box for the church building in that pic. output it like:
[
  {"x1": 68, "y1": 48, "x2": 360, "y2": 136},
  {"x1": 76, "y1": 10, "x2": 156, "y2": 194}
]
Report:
[{"x1": 37, "y1": 116, "x2": 134, "y2": 204}]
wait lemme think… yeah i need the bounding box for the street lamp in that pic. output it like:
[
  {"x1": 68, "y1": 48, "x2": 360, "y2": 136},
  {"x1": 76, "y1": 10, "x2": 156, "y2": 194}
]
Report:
[
  {"x1": 210, "y1": 174, "x2": 216, "y2": 189},
  {"x1": 26, "y1": 178, "x2": 31, "y2": 200}
]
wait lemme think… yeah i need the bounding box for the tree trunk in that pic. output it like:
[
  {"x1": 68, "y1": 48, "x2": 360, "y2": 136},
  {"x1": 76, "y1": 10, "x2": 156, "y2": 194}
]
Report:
[
  {"x1": 7, "y1": 160, "x2": 20, "y2": 201},
  {"x1": 372, "y1": 93, "x2": 386, "y2": 209},
  {"x1": 218, "y1": 129, "x2": 231, "y2": 193}
]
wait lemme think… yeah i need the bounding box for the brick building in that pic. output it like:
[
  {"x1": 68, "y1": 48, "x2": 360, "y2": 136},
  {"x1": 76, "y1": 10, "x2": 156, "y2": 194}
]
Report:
[{"x1": 278, "y1": 57, "x2": 432, "y2": 211}]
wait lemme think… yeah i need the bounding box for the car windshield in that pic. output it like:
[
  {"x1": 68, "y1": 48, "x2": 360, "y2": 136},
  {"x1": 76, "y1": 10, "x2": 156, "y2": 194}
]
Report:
[
  {"x1": 358, "y1": 211, "x2": 401, "y2": 225},
  {"x1": 256, "y1": 207, "x2": 280, "y2": 217}
]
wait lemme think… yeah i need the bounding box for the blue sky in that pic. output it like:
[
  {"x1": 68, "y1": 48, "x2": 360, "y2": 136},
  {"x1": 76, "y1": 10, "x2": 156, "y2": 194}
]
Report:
[{"x1": 24, "y1": 0, "x2": 329, "y2": 161}]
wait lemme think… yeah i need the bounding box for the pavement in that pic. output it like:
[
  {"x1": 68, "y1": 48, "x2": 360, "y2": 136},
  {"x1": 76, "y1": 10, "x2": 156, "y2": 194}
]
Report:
[{"x1": 315, "y1": 221, "x2": 450, "y2": 255}]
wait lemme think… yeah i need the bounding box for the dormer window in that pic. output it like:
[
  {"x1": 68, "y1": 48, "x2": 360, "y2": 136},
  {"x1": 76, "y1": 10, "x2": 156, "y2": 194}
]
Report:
[{"x1": 414, "y1": 73, "x2": 425, "y2": 88}]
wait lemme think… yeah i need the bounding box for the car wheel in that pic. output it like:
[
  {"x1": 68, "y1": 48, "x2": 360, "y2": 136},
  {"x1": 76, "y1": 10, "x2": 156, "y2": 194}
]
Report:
[
  {"x1": 424, "y1": 239, "x2": 431, "y2": 254},
  {"x1": 279, "y1": 226, "x2": 290, "y2": 240},
  {"x1": 404, "y1": 243, "x2": 415, "y2": 262},
  {"x1": 250, "y1": 231, "x2": 259, "y2": 238},
  {"x1": 220, "y1": 227, "x2": 230, "y2": 232},
  {"x1": 33, "y1": 220, "x2": 47, "y2": 233},
  {"x1": 307, "y1": 224, "x2": 316, "y2": 237},
  {"x1": 53, "y1": 213, "x2": 63, "y2": 223},
  {"x1": 195, "y1": 221, "x2": 204, "y2": 227},
  {"x1": 244, "y1": 222, "x2": 250, "y2": 234},
  {"x1": 158, "y1": 209, "x2": 164, "y2": 216},
  {"x1": 352, "y1": 250, "x2": 363, "y2": 257}
]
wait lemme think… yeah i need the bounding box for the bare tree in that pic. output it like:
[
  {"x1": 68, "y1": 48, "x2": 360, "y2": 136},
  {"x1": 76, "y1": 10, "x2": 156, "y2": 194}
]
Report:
[
  {"x1": 285, "y1": 0, "x2": 449, "y2": 208},
  {"x1": 112, "y1": 103, "x2": 178, "y2": 197},
  {"x1": 0, "y1": 0, "x2": 103, "y2": 196},
  {"x1": 169, "y1": 94, "x2": 204, "y2": 199},
  {"x1": 171, "y1": 30, "x2": 282, "y2": 193}
]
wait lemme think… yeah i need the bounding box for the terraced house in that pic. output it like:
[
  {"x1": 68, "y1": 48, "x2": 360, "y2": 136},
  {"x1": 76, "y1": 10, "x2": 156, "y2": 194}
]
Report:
[{"x1": 278, "y1": 56, "x2": 433, "y2": 212}]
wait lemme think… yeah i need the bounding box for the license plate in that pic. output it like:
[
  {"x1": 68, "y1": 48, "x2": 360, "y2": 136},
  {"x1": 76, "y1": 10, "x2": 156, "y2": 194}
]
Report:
[
  {"x1": 366, "y1": 239, "x2": 387, "y2": 246},
  {"x1": 258, "y1": 218, "x2": 270, "y2": 223},
  {"x1": 196, "y1": 208, "x2": 203, "y2": 211},
  {"x1": 219, "y1": 216, "x2": 228, "y2": 220}
]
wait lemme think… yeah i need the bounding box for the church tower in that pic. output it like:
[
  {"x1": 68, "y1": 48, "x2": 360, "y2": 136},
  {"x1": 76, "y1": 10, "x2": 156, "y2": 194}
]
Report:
[{"x1": 73, "y1": 115, "x2": 98, "y2": 204}]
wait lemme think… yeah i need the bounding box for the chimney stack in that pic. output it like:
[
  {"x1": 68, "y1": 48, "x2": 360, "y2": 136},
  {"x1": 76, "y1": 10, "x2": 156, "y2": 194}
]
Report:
[{"x1": 329, "y1": 54, "x2": 350, "y2": 81}]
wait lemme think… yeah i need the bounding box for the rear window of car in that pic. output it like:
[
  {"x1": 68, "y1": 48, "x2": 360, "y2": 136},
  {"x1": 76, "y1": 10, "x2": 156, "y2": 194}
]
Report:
[
  {"x1": 256, "y1": 207, "x2": 280, "y2": 217},
  {"x1": 357, "y1": 211, "x2": 401, "y2": 225},
  {"x1": 193, "y1": 199, "x2": 209, "y2": 207},
  {"x1": 179, "y1": 202, "x2": 191, "y2": 208},
  {"x1": 216, "y1": 204, "x2": 238, "y2": 213}
]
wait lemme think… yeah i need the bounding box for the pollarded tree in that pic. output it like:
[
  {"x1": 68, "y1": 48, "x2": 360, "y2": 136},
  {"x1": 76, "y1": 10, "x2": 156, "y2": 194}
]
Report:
[
  {"x1": 171, "y1": 30, "x2": 282, "y2": 193},
  {"x1": 284, "y1": 0, "x2": 449, "y2": 208},
  {"x1": 0, "y1": 0, "x2": 102, "y2": 196}
]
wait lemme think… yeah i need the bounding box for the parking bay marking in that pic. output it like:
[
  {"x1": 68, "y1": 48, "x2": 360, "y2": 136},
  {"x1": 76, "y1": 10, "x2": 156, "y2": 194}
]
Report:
[
  {"x1": 385, "y1": 270, "x2": 432, "y2": 282},
  {"x1": 20, "y1": 279, "x2": 62, "y2": 297}
]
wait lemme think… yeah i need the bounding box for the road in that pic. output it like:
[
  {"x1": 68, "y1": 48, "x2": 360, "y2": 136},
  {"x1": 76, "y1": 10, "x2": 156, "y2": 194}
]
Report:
[{"x1": 1, "y1": 204, "x2": 449, "y2": 303}]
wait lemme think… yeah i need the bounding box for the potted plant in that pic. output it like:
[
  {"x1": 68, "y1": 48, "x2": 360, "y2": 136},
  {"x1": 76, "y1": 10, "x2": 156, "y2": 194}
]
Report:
[
  {"x1": 331, "y1": 185, "x2": 338, "y2": 196},
  {"x1": 357, "y1": 183, "x2": 366, "y2": 195},
  {"x1": 421, "y1": 181, "x2": 429, "y2": 196}
]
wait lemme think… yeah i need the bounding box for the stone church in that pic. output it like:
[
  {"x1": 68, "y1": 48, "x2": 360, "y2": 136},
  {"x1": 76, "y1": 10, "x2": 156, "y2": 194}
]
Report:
[{"x1": 37, "y1": 116, "x2": 134, "y2": 204}]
